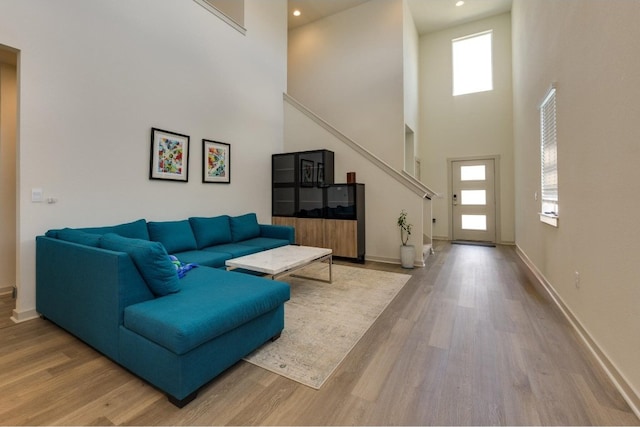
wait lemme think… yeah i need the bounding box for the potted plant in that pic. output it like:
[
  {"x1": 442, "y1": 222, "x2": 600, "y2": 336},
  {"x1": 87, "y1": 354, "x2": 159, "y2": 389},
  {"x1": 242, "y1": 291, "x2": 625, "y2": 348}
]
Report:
[{"x1": 397, "y1": 210, "x2": 415, "y2": 268}]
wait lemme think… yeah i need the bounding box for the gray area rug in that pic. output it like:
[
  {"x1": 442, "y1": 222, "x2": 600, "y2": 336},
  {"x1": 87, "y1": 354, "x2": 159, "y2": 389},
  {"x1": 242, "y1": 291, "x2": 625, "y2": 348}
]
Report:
[{"x1": 243, "y1": 263, "x2": 411, "y2": 389}]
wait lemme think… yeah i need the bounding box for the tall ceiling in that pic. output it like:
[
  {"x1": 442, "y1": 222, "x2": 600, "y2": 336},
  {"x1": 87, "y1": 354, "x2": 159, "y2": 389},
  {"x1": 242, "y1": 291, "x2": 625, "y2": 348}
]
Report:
[{"x1": 288, "y1": 0, "x2": 512, "y2": 34}]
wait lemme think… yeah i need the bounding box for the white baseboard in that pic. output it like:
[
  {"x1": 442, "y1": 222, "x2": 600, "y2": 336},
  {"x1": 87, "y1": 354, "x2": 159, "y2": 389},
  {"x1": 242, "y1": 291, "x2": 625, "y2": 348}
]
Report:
[
  {"x1": 10, "y1": 308, "x2": 39, "y2": 324},
  {"x1": 365, "y1": 255, "x2": 425, "y2": 268},
  {"x1": 515, "y1": 245, "x2": 640, "y2": 420}
]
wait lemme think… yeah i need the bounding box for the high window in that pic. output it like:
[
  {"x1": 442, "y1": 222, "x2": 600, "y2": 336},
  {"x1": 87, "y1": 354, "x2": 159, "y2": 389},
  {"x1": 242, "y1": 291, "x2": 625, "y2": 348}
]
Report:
[
  {"x1": 540, "y1": 85, "x2": 558, "y2": 226},
  {"x1": 452, "y1": 31, "x2": 493, "y2": 96}
]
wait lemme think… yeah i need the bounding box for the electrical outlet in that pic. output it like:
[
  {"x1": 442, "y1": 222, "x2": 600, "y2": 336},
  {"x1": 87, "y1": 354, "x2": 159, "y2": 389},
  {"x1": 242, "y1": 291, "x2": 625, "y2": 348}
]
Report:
[{"x1": 574, "y1": 271, "x2": 581, "y2": 289}]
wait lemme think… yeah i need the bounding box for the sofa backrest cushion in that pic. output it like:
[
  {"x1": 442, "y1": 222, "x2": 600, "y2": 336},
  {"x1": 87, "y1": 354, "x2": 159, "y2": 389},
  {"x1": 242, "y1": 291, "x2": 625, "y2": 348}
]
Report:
[
  {"x1": 147, "y1": 220, "x2": 197, "y2": 254},
  {"x1": 188, "y1": 215, "x2": 232, "y2": 249},
  {"x1": 46, "y1": 219, "x2": 150, "y2": 240},
  {"x1": 100, "y1": 233, "x2": 180, "y2": 296},
  {"x1": 230, "y1": 213, "x2": 261, "y2": 242},
  {"x1": 80, "y1": 219, "x2": 150, "y2": 240},
  {"x1": 56, "y1": 229, "x2": 102, "y2": 247}
]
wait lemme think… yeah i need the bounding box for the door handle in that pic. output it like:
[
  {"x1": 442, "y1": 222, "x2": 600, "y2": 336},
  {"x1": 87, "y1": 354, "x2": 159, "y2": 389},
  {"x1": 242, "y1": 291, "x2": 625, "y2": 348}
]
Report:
[{"x1": 452, "y1": 194, "x2": 458, "y2": 206}]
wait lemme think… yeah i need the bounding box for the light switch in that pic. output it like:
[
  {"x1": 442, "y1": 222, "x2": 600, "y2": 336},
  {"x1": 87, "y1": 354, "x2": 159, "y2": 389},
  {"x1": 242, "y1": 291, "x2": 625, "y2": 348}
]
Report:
[{"x1": 31, "y1": 188, "x2": 43, "y2": 202}]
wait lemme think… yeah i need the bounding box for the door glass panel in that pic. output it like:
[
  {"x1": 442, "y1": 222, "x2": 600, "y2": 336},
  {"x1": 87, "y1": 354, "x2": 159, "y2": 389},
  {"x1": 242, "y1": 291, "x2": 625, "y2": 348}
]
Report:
[
  {"x1": 460, "y1": 165, "x2": 485, "y2": 181},
  {"x1": 461, "y1": 190, "x2": 486, "y2": 205},
  {"x1": 461, "y1": 214, "x2": 487, "y2": 230}
]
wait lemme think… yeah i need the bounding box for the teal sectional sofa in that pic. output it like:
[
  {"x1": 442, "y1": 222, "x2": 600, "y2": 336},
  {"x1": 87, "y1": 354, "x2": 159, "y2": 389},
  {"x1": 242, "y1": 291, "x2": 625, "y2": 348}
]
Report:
[{"x1": 36, "y1": 213, "x2": 294, "y2": 407}]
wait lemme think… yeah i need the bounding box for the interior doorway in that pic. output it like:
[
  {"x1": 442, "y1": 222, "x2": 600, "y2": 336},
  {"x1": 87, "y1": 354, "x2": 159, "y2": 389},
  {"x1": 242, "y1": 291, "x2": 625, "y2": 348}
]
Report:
[
  {"x1": 450, "y1": 158, "x2": 496, "y2": 243},
  {"x1": 0, "y1": 45, "x2": 18, "y2": 314}
]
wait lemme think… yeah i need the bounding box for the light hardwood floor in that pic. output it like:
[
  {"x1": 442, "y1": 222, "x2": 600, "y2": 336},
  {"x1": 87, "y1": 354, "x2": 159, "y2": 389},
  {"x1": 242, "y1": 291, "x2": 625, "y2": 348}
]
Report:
[{"x1": 1, "y1": 242, "x2": 638, "y2": 425}]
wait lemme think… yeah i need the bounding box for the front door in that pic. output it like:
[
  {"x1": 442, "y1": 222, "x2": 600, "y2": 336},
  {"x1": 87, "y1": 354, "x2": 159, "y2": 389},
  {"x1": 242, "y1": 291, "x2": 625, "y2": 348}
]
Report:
[{"x1": 451, "y1": 159, "x2": 496, "y2": 243}]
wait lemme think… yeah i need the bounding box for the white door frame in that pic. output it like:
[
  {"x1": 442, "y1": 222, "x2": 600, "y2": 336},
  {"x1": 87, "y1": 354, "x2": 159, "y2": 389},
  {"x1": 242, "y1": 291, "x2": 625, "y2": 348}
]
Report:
[{"x1": 447, "y1": 155, "x2": 501, "y2": 243}]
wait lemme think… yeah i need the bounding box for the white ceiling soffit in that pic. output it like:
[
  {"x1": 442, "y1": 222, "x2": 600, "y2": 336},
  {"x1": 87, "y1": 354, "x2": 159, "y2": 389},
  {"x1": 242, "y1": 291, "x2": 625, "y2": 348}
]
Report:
[
  {"x1": 288, "y1": 0, "x2": 512, "y2": 34},
  {"x1": 288, "y1": 0, "x2": 370, "y2": 30},
  {"x1": 408, "y1": 0, "x2": 512, "y2": 34}
]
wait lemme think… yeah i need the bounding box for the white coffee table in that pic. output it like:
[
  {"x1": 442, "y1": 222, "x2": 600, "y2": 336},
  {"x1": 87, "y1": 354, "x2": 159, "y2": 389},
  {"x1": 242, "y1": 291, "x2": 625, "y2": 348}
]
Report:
[{"x1": 225, "y1": 245, "x2": 332, "y2": 283}]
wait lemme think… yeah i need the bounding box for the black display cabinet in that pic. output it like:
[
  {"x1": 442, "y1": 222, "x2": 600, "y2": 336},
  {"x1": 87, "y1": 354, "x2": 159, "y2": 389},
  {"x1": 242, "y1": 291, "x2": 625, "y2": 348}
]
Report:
[{"x1": 272, "y1": 149, "x2": 334, "y2": 217}]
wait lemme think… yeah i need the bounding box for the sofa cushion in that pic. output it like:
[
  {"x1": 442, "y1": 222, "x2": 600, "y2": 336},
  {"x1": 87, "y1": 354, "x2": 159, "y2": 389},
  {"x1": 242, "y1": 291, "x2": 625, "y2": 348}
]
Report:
[
  {"x1": 172, "y1": 250, "x2": 232, "y2": 269},
  {"x1": 203, "y1": 243, "x2": 261, "y2": 258},
  {"x1": 123, "y1": 268, "x2": 290, "y2": 355},
  {"x1": 237, "y1": 237, "x2": 290, "y2": 251},
  {"x1": 56, "y1": 229, "x2": 102, "y2": 247},
  {"x1": 100, "y1": 233, "x2": 180, "y2": 297},
  {"x1": 147, "y1": 220, "x2": 198, "y2": 254},
  {"x1": 230, "y1": 213, "x2": 261, "y2": 242},
  {"x1": 188, "y1": 215, "x2": 232, "y2": 249}
]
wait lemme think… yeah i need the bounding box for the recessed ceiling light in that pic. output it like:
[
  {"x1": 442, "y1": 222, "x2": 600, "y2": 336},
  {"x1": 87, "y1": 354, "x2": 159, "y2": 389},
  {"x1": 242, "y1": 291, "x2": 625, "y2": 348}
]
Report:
[
  {"x1": 293, "y1": 9, "x2": 301, "y2": 17},
  {"x1": 456, "y1": 1, "x2": 465, "y2": 6}
]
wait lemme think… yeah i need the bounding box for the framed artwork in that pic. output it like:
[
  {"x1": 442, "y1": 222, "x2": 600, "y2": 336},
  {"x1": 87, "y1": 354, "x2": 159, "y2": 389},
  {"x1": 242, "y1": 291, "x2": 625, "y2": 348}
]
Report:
[
  {"x1": 300, "y1": 159, "x2": 314, "y2": 187},
  {"x1": 203, "y1": 139, "x2": 231, "y2": 183},
  {"x1": 150, "y1": 128, "x2": 190, "y2": 182},
  {"x1": 317, "y1": 162, "x2": 325, "y2": 187}
]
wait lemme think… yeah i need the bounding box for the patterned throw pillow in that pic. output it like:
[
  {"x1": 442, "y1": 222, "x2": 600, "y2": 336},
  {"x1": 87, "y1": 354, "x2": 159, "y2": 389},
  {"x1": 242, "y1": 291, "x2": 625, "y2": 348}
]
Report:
[{"x1": 168, "y1": 255, "x2": 198, "y2": 279}]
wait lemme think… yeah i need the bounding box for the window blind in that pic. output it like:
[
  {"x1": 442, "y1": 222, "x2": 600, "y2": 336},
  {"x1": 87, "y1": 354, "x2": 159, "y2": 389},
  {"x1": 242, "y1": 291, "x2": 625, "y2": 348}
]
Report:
[{"x1": 540, "y1": 86, "x2": 558, "y2": 215}]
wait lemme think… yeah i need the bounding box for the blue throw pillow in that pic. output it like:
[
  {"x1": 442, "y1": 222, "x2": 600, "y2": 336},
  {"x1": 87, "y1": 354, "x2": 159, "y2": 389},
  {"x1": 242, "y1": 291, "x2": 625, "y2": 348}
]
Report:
[
  {"x1": 230, "y1": 213, "x2": 261, "y2": 242},
  {"x1": 189, "y1": 215, "x2": 232, "y2": 249},
  {"x1": 147, "y1": 220, "x2": 198, "y2": 254},
  {"x1": 56, "y1": 229, "x2": 101, "y2": 247},
  {"x1": 100, "y1": 233, "x2": 180, "y2": 296}
]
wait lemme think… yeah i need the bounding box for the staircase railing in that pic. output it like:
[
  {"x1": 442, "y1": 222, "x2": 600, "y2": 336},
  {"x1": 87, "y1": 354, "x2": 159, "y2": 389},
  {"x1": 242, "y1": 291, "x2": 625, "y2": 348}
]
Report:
[{"x1": 284, "y1": 93, "x2": 438, "y2": 200}]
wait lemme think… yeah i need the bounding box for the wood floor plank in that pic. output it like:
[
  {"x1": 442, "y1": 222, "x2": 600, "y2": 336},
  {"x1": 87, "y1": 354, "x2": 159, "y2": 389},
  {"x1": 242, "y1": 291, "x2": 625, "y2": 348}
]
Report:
[
  {"x1": 350, "y1": 317, "x2": 413, "y2": 401},
  {"x1": 0, "y1": 244, "x2": 638, "y2": 425}
]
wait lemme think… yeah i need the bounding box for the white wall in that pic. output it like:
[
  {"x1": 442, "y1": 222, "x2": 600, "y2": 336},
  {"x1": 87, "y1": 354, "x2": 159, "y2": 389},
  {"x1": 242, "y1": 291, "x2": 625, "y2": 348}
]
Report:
[
  {"x1": 419, "y1": 13, "x2": 514, "y2": 243},
  {"x1": 288, "y1": 0, "x2": 406, "y2": 172},
  {"x1": 0, "y1": 61, "x2": 17, "y2": 292},
  {"x1": 0, "y1": 0, "x2": 287, "y2": 320},
  {"x1": 513, "y1": 0, "x2": 640, "y2": 407}
]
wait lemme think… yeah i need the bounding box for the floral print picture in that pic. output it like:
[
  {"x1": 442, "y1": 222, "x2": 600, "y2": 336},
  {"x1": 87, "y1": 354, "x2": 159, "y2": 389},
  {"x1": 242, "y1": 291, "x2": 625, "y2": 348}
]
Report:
[
  {"x1": 158, "y1": 138, "x2": 183, "y2": 174},
  {"x1": 150, "y1": 128, "x2": 190, "y2": 182},
  {"x1": 203, "y1": 140, "x2": 231, "y2": 183}
]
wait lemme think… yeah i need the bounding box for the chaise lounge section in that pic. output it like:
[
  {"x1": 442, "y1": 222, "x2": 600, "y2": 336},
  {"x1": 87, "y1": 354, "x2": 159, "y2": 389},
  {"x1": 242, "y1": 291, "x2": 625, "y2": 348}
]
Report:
[{"x1": 36, "y1": 213, "x2": 294, "y2": 406}]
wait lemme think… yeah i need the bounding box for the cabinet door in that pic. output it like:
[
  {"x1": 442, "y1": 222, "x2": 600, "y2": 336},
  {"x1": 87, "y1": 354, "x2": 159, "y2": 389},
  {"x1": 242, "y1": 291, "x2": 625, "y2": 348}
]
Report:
[
  {"x1": 272, "y1": 153, "x2": 296, "y2": 184},
  {"x1": 272, "y1": 216, "x2": 296, "y2": 228},
  {"x1": 325, "y1": 219, "x2": 358, "y2": 258},
  {"x1": 296, "y1": 218, "x2": 325, "y2": 248},
  {"x1": 272, "y1": 187, "x2": 296, "y2": 217}
]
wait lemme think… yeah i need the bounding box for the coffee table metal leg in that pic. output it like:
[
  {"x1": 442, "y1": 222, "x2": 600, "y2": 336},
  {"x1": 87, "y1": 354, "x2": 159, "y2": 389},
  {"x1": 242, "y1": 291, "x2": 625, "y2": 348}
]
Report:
[{"x1": 279, "y1": 254, "x2": 333, "y2": 284}]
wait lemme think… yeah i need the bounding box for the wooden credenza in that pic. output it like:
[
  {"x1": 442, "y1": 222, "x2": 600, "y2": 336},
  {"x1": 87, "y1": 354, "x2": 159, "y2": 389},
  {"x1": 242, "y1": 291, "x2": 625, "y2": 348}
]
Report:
[
  {"x1": 272, "y1": 149, "x2": 364, "y2": 262},
  {"x1": 272, "y1": 217, "x2": 362, "y2": 261}
]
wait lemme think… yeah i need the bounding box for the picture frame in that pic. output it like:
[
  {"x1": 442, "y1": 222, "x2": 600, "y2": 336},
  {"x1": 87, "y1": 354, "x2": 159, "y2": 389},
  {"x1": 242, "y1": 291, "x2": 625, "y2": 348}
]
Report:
[
  {"x1": 150, "y1": 128, "x2": 190, "y2": 182},
  {"x1": 317, "y1": 162, "x2": 325, "y2": 187},
  {"x1": 203, "y1": 139, "x2": 231, "y2": 184},
  {"x1": 300, "y1": 159, "x2": 314, "y2": 187}
]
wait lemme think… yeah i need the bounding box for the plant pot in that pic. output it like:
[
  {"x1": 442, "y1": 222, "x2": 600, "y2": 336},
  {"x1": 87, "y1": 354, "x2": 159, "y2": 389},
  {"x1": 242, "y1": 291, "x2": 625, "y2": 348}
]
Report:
[{"x1": 400, "y1": 244, "x2": 415, "y2": 269}]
